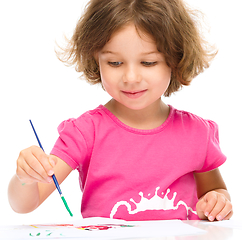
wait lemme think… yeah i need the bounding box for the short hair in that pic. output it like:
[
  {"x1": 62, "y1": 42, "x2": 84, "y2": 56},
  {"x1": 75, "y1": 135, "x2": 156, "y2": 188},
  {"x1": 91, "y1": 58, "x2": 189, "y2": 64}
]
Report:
[{"x1": 57, "y1": 0, "x2": 217, "y2": 97}]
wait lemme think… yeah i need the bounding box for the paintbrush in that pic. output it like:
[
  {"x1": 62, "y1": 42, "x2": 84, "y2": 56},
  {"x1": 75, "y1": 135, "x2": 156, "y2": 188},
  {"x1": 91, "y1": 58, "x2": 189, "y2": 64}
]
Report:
[{"x1": 29, "y1": 120, "x2": 73, "y2": 217}]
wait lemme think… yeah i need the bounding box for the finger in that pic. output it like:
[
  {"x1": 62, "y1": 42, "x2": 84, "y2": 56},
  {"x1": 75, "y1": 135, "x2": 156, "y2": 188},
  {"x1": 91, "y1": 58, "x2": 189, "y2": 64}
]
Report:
[
  {"x1": 31, "y1": 146, "x2": 55, "y2": 177},
  {"x1": 25, "y1": 160, "x2": 53, "y2": 183},
  {"x1": 223, "y1": 210, "x2": 233, "y2": 220},
  {"x1": 208, "y1": 194, "x2": 226, "y2": 221},
  {"x1": 17, "y1": 163, "x2": 51, "y2": 184},
  {"x1": 26, "y1": 152, "x2": 50, "y2": 180},
  {"x1": 203, "y1": 192, "x2": 218, "y2": 219},
  {"x1": 49, "y1": 155, "x2": 58, "y2": 169},
  {"x1": 196, "y1": 198, "x2": 208, "y2": 219},
  {"x1": 215, "y1": 200, "x2": 233, "y2": 221},
  {"x1": 18, "y1": 147, "x2": 52, "y2": 183}
]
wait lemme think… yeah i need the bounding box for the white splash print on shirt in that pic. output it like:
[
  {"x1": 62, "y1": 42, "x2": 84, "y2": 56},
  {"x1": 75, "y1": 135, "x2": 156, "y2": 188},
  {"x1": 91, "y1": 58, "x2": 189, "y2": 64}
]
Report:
[{"x1": 110, "y1": 187, "x2": 197, "y2": 219}]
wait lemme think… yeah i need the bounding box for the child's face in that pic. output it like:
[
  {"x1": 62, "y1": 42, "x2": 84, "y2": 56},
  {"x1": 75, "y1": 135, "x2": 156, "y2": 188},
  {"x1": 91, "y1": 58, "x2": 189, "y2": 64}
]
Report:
[{"x1": 96, "y1": 24, "x2": 171, "y2": 111}]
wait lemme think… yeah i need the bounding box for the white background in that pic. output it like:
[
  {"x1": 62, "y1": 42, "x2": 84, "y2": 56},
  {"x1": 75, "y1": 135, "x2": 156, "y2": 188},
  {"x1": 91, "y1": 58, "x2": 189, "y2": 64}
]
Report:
[{"x1": 0, "y1": 0, "x2": 241, "y2": 225}]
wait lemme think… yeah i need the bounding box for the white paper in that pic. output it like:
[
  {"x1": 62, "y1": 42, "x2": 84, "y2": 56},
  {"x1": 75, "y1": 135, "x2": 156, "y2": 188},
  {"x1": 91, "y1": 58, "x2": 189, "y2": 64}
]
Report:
[{"x1": 0, "y1": 217, "x2": 206, "y2": 239}]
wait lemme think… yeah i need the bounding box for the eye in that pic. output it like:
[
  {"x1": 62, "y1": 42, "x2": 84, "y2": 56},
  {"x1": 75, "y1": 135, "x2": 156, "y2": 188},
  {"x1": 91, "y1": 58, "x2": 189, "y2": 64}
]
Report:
[
  {"x1": 108, "y1": 61, "x2": 123, "y2": 67},
  {"x1": 141, "y1": 61, "x2": 158, "y2": 67}
]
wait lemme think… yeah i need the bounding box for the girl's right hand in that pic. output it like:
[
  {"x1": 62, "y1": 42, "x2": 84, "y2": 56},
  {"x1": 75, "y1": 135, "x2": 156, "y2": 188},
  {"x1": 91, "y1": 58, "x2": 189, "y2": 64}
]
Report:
[{"x1": 16, "y1": 146, "x2": 57, "y2": 185}]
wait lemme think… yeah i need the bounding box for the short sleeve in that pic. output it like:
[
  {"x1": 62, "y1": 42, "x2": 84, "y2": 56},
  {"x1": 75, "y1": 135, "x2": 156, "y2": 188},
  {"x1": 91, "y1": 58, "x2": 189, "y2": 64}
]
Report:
[
  {"x1": 196, "y1": 120, "x2": 226, "y2": 173},
  {"x1": 50, "y1": 118, "x2": 90, "y2": 170}
]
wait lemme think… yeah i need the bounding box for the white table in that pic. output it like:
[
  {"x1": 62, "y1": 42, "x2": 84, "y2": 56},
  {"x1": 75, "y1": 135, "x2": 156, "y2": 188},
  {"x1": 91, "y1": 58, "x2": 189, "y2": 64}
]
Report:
[{"x1": 179, "y1": 220, "x2": 242, "y2": 240}]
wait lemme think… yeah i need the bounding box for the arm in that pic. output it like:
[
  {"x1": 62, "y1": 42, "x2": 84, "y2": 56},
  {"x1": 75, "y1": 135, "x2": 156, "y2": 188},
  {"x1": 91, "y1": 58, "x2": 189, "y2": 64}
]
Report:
[
  {"x1": 8, "y1": 146, "x2": 73, "y2": 213},
  {"x1": 194, "y1": 168, "x2": 233, "y2": 221}
]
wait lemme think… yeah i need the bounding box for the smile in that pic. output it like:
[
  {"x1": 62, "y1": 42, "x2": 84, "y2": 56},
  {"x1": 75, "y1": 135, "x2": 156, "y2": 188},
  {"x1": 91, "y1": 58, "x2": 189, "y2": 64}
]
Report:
[{"x1": 121, "y1": 89, "x2": 147, "y2": 99}]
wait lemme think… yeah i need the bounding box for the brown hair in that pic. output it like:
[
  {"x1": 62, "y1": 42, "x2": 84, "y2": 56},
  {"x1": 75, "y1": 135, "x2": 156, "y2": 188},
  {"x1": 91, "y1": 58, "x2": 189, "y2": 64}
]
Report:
[{"x1": 57, "y1": 0, "x2": 217, "y2": 96}]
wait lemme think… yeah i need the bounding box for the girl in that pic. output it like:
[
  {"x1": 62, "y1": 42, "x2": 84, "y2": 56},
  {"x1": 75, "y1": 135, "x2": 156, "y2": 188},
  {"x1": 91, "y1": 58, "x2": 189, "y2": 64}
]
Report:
[{"x1": 8, "y1": 0, "x2": 233, "y2": 221}]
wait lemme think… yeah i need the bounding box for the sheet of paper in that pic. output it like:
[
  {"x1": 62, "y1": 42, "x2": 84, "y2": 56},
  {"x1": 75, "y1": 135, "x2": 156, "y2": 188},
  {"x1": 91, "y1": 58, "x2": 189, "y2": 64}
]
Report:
[{"x1": 0, "y1": 217, "x2": 206, "y2": 239}]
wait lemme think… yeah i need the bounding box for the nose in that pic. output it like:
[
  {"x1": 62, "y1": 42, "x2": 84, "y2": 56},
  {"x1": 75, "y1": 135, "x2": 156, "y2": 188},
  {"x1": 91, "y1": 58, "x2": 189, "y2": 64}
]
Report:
[{"x1": 122, "y1": 65, "x2": 142, "y2": 83}]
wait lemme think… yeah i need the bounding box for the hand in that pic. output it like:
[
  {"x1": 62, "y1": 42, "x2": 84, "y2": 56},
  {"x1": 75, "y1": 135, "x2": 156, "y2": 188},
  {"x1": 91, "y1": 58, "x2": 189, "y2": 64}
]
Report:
[
  {"x1": 16, "y1": 146, "x2": 58, "y2": 185},
  {"x1": 196, "y1": 190, "x2": 233, "y2": 221}
]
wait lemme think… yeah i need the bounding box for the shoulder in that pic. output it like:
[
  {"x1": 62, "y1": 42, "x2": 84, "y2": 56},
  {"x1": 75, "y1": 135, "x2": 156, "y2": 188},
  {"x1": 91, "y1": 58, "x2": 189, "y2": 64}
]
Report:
[
  {"x1": 172, "y1": 107, "x2": 218, "y2": 130},
  {"x1": 58, "y1": 105, "x2": 107, "y2": 132},
  {"x1": 170, "y1": 106, "x2": 219, "y2": 139},
  {"x1": 54, "y1": 106, "x2": 108, "y2": 160}
]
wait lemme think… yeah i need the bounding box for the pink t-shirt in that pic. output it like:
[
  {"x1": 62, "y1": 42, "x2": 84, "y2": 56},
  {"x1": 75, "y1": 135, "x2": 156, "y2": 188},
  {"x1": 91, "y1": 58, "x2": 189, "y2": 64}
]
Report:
[{"x1": 51, "y1": 105, "x2": 226, "y2": 220}]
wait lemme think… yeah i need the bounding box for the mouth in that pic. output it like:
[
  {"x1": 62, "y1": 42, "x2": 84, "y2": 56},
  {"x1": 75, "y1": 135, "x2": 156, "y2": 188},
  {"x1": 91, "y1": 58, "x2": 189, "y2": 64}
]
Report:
[{"x1": 121, "y1": 89, "x2": 147, "y2": 99}]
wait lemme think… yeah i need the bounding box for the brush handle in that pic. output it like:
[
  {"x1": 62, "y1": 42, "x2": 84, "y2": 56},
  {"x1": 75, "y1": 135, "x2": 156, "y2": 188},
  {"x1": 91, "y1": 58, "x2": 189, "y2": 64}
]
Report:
[
  {"x1": 29, "y1": 120, "x2": 45, "y2": 152},
  {"x1": 52, "y1": 174, "x2": 62, "y2": 195}
]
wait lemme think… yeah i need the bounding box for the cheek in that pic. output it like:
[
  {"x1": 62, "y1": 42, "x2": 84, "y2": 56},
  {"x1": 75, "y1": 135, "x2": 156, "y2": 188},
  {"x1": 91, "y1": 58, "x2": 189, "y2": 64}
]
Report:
[
  {"x1": 99, "y1": 66, "x2": 116, "y2": 94},
  {"x1": 154, "y1": 67, "x2": 172, "y2": 89},
  {"x1": 99, "y1": 62, "x2": 122, "y2": 86}
]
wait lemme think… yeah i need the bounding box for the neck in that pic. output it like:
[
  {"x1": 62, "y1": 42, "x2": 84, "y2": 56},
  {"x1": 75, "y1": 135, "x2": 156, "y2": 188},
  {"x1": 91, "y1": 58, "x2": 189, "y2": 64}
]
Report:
[{"x1": 104, "y1": 98, "x2": 170, "y2": 130}]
